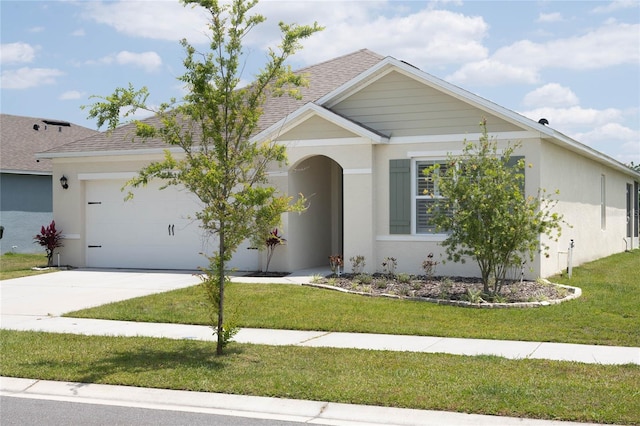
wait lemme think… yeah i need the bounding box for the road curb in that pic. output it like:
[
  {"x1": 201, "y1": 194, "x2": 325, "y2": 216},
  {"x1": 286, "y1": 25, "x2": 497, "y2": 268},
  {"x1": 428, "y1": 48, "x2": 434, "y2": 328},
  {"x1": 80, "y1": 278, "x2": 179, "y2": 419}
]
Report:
[{"x1": 1, "y1": 377, "x2": 610, "y2": 426}]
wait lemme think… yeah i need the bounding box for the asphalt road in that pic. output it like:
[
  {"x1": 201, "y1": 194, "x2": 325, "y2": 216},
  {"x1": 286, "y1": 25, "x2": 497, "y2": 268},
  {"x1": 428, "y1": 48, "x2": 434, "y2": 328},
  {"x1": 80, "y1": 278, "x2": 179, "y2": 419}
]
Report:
[{"x1": 0, "y1": 396, "x2": 311, "y2": 426}]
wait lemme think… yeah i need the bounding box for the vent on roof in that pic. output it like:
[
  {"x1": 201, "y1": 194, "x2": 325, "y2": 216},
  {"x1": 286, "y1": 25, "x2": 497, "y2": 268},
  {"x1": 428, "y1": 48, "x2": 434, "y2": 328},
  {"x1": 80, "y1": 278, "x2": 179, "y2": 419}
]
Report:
[
  {"x1": 42, "y1": 119, "x2": 71, "y2": 127},
  {"x1": 400, "y1": 60, "x2": 419, "y2": 70},
  {"x1": 33, "y1": 124, "x2": 40, "y2": 131},
  {"x1": 538, "y1": 118, "x2": 549, "y2": 125}
]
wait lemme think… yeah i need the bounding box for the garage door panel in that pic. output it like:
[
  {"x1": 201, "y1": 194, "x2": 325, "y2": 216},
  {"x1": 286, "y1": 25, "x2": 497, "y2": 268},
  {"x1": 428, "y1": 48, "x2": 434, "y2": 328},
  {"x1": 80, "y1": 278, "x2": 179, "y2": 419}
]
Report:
[{"x1": 85, "y1": 179, "x2": 258, "y2": 270}]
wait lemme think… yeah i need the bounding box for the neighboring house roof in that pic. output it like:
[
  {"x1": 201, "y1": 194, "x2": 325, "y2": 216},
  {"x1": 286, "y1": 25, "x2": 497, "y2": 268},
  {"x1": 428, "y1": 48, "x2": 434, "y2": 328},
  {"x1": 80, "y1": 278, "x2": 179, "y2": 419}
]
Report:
[
  {"x1": 1, "y1": 114, "x2": 99, "y2": 174},
  {"x1": 36, "y1": 49, "x2": 639, "y2": 179}
]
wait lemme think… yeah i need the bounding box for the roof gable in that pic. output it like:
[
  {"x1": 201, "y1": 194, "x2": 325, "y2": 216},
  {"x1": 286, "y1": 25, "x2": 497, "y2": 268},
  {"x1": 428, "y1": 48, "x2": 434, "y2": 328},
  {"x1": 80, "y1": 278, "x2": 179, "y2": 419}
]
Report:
[
  {"x1": 262, "y1": 103, "x2": 388, "y2": 143},
  {"x1": 279, "y1": 115, "x2": 358, "y2": 140},
  {"x1": 330, "y1": 69, "x2": 520, "y2": 137}
]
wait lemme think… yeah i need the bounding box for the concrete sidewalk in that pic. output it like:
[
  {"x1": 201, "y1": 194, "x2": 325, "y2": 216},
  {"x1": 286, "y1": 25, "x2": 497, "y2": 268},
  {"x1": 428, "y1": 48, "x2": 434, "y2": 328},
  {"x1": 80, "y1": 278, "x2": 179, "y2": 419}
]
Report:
[
  {"x1": 1, "y1": 268, "x2": 638, "y2": 425},
  {"x1": 2, "y1": 314, "x2": 638, "y2": 365}
]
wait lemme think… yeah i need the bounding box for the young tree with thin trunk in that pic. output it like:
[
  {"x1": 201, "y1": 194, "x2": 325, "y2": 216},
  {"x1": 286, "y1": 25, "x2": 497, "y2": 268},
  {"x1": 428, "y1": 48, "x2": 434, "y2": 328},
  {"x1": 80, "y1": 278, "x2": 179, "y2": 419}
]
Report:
[{"x1": 85, "y1": 0, "x2": 322, "y2": 355}]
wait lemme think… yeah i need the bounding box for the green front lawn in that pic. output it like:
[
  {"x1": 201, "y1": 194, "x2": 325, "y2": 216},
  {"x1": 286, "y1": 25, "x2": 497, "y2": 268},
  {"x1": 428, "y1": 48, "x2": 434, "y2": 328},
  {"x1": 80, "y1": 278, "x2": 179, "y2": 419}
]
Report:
[
  {"x1": 0, "y1": 253, "x2": 54, "y2": 280},
  {"x1": 66, "y1": 250, "x2": 640, "y2": 347},
  {"x1": 1, "y1": 330, "x2": 638, "y2": 425}
]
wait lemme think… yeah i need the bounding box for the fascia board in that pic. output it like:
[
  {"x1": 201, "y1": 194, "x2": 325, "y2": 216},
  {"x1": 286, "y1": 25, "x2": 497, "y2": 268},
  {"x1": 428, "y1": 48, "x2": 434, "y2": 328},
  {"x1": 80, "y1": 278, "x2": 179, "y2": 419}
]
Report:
[
  {"x1": 0, "y1": 169, "x2": 52, "y2": 176},
  {"x1": 35, "y1": 147, "x2": 185, "y2": 159}
]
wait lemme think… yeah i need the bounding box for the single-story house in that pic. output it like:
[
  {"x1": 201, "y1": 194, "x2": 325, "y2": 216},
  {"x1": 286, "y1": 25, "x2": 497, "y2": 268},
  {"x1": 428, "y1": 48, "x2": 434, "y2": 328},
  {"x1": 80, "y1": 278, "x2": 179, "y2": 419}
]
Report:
[
  {"x1": 0, "y1": 114, "x2": 98, "y2": 254},
  {"x1": 37, "y1": 49, "x2": 640, "y2": 278}
]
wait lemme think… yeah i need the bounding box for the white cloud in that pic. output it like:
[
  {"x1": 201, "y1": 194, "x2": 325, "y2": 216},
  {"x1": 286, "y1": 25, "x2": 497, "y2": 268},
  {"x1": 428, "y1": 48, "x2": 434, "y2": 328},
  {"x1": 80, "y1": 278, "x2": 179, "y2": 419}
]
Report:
[
  {"x1": 493, "y1": 21, "x2": 639, "y2": 70},
  {"x1": 96, "y1": 51, "x2": 162, "y2": 72},
  {"x1": 1, "y1": 67, "x2": 65, "y2": 89},
  {"x1": 78, "y1": 0, "x2": 489, "y2": 69},
  {"x1": 28, "y1": 26, "x2": 45, "y2": 33},
  {"x1": 71, "y1": 29, "x2": 86, "y2": 37},
  {"x1": 288, "y1": 7, "x2": 489, "y2": 68},
  {"x1": 59, "y1": 90, "x2": 86, "y2": 100},
  {"x1": 574, "y1": 123, "x2": 640, "y2": 164},
  {"x1": 591, "y1": 0, "x2": 638, "y2": 14},
  {"x1": 447, "y1": 59, "x2": 539, "y2": 86},
  {"x1": 0, "y1": 42, "x2": 37, "y2": 65},
  {"x1": 115, "y1": 51, "x2": 162, "y2": 72},
  {"x1": 79, "y1": 1, "x2": 489, "y2": 71},
  {"x1": 537, "y1": 12, "x2": 564, "y2": 23},
  {"x1": 449, "y1": 20, "x2": 639, "y2": 86},
  {"x1": 523, "y1": 83, "x2": 579, "y2": 108},
  {"x1": 575, "y1": 122, "x2": 638, "y2": 143},
  {"x1": 81, "y1": 1, "x2": 209, "y2": 43}
]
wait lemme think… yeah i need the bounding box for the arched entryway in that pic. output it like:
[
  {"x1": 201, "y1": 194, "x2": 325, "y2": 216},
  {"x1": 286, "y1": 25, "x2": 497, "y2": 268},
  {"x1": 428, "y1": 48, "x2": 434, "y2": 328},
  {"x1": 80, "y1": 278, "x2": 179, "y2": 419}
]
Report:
[{"x1": 287, "y1": 155, "x2": 343, "y2": 270}]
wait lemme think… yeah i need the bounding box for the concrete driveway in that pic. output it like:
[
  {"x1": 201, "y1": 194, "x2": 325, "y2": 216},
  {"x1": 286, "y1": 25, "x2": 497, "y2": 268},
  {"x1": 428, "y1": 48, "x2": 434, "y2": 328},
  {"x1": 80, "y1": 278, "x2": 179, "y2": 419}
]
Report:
[{"x1": 0, "y1": 269, "x2": 201, "y2": 318}]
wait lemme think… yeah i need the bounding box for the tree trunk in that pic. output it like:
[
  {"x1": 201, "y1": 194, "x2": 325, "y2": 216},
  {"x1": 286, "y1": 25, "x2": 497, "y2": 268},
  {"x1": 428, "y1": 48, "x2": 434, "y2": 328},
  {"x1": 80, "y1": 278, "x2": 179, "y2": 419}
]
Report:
[{"x1": 216, "y1": 226, "x2": 225, "y2": 356}]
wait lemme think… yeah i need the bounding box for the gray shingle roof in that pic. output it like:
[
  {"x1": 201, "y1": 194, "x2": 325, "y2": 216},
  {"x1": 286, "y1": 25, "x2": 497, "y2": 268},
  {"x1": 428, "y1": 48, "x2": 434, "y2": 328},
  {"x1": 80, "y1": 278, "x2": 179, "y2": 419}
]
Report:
[
  {"x1": 39, "y1": 49, "x2": 386, "y2": 156},
  {"x1": 0, "y1": 114, "x2": 99, "y2": 173}
]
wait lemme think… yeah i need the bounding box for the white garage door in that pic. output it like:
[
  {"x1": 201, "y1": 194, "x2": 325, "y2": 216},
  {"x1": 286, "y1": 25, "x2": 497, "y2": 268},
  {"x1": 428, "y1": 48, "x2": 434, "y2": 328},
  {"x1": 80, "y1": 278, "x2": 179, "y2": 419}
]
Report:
[{"x1": 85, "y1": 179, "x2": 258, "y2": 271}]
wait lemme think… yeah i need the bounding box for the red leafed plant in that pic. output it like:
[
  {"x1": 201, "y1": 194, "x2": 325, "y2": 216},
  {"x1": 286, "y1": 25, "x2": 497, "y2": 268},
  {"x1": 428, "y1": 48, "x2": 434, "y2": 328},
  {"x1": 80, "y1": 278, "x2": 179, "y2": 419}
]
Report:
[
  {"x1": 264, "y1": 228, "x2": 286, "y2": 273},
  {"x1": 328, "y1": 254, "x2": 343, "y2": 275},
  {"x1": 34, "y1": 220, "x2": 63, "y2": 266}
]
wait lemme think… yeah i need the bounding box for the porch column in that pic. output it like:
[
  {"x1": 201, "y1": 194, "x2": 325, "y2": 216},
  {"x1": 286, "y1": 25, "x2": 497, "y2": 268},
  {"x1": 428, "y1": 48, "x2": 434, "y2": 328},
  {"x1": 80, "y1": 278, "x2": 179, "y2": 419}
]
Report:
[{"x1": 342, "y1": 169, "x2": 375, "y2": 274}]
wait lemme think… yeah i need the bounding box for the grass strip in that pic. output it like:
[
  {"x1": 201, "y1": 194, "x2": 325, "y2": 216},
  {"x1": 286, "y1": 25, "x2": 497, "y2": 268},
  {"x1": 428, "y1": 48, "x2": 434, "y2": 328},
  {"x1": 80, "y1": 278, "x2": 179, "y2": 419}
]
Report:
[
  {"x1": 1, "y1": 330, "x2": 638, "y2": 425},
  {"x1": 0, "y1": 253, "x2": 53, "y2": 280},
  {"x1": 66, "y1": 251, "x2": 640, "y2": 347}
]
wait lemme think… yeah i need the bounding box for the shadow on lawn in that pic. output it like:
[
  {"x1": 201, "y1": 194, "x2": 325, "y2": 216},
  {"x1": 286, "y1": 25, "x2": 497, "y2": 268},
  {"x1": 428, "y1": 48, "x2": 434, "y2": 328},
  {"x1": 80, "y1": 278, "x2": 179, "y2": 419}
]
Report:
[{"x1": 28, "y1": 341, "x2": 245, "y2": 386}]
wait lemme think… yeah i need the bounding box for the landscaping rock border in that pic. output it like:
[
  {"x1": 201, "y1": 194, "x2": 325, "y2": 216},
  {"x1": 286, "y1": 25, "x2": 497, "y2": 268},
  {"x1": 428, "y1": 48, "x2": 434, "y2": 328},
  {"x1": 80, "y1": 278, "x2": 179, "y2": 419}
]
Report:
[{"x1": 303, "y1": 278, "x2": 581, "y2": 309}]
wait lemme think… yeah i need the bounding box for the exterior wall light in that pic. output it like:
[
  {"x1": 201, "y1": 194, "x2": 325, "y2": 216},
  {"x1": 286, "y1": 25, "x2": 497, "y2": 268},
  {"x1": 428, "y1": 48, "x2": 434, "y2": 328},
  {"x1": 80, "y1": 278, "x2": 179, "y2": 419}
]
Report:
[{"x1": 60, "y1": 175, "x2": 69, "y2": 189}]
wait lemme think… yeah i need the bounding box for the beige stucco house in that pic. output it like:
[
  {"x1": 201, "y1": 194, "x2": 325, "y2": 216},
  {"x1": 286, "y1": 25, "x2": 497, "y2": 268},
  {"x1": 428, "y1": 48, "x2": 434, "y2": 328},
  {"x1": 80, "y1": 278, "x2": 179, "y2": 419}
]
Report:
[{"x1": 38, "y1": 49, "x2": 640, "y2": 278}]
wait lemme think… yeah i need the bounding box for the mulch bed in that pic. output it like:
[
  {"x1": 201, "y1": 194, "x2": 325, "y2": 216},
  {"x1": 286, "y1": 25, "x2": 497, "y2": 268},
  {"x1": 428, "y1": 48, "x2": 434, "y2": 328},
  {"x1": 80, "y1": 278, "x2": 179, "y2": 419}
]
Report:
[{"x1": 311, "y1": 273, "x2": 571, "y2": 304}]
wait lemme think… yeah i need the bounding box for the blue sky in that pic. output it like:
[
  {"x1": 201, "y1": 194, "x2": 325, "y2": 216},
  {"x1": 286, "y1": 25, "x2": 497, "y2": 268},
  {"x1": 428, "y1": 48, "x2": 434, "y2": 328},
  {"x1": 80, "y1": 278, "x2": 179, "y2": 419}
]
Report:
[{"x1": 1, "y1": 0, "x2": 639, "y2": 165}]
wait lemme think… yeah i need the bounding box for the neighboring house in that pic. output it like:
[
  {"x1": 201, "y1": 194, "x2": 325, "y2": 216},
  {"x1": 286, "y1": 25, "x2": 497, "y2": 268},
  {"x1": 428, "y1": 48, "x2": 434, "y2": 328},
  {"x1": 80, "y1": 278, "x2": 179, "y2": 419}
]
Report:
[
  {"x1": 0, "y1": 114, "x2": 99, "y2": 254},
  {"x1": 37, "y1": 49, "x2": 640, "y2": 277}
]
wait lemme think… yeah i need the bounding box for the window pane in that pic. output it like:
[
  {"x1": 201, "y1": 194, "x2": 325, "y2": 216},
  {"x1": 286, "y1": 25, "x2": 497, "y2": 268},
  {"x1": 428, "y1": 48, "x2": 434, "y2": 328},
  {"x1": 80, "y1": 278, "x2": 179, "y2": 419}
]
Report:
[
  {"x1": 416, "y1": 161, "x2": 435, "y2": 196},
  {"x1": 416, "y1": 161, "x2": 449, "y2": 197},
  {"x1": 416, "y1": 199, "x2": 438, "y2": 233}
]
